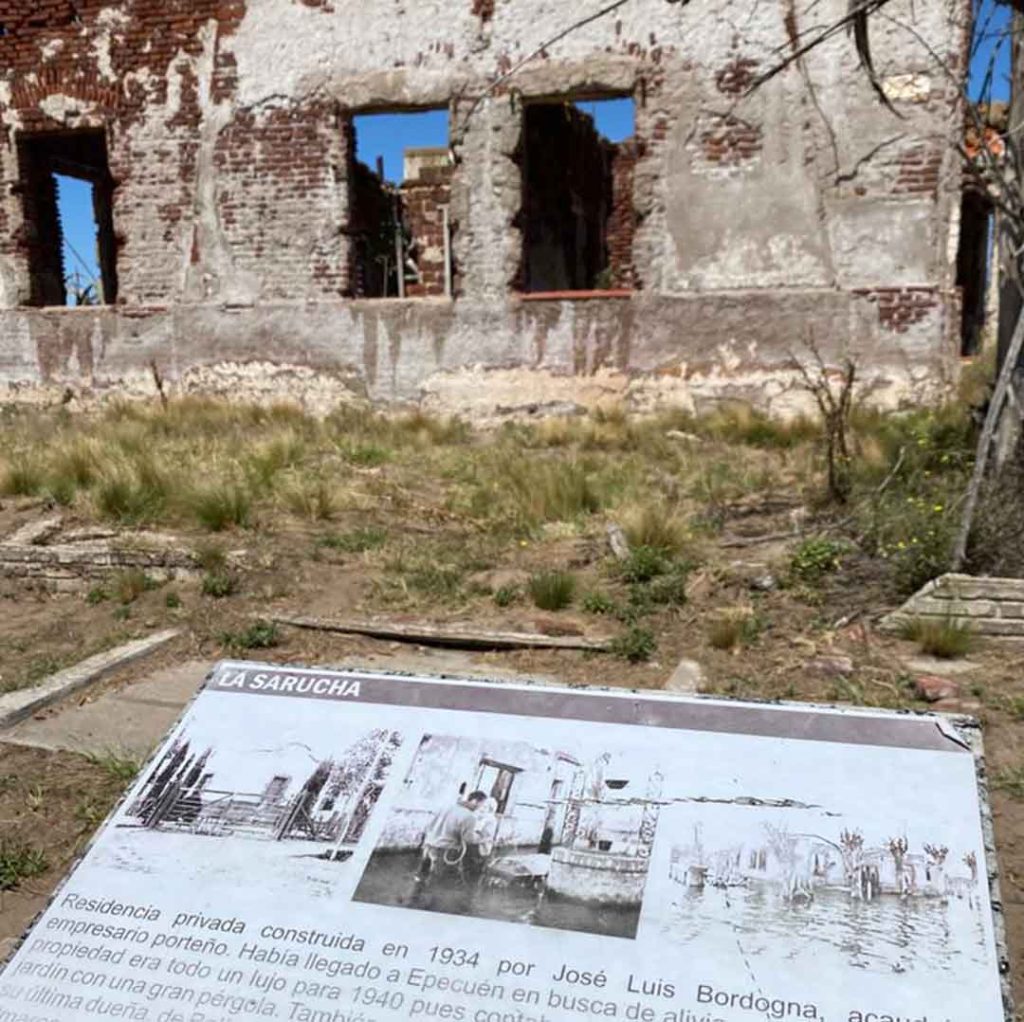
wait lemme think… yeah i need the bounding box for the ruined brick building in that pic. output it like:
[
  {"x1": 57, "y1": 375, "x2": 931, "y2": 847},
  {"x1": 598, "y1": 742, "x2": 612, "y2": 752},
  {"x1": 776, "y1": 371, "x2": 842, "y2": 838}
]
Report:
[{"x1": 0, "y1": 0, "x2": 975, "y2": 414}]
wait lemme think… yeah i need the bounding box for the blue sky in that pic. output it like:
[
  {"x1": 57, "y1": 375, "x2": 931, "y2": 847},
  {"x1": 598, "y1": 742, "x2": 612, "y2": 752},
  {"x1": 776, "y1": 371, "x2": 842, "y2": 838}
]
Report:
[
  {"x1": 55, "y1": 17, "x2": 1006, "y2": 304},
  {"x1": 57, "y1": 175, "x2": 104, "y2": 303},
  {"x1": 352, "y1": 97, "x2": 635, "y2": 184},
  {"x1": 970, "y1": 0, "x2": 1012, "y2": 101}
]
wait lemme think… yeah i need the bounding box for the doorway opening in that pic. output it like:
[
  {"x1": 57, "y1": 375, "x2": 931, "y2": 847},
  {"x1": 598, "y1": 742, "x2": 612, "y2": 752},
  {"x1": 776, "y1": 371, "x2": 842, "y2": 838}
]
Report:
[{"x1": 956, "y1": 187, "x2": 994, "y2": 356}]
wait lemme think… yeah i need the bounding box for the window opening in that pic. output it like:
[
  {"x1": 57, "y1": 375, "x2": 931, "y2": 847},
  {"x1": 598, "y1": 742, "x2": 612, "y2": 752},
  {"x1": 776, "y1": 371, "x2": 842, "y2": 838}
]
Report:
[
  {"x1": 474, "y1": 758, "x2": 521, "y2": 815},
  {"x1": 17, "y1": 130, "x2": 117, "y2": 307},
  {"x1": 956, "y1": 187, "x2": 994, "y2": 356},
  {"x1": 518, "y1": 95, "x2": 638, "y2": 295},
  {"x1": 349, "y1": 109, "x2": 453, "y2": 299}
]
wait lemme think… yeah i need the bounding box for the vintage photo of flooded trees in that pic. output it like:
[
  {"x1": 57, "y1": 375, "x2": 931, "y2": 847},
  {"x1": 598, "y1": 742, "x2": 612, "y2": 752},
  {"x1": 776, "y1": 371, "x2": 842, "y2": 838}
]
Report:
[
  {"x1": 353, "y1": 734, "x2": 665, "y2": 938},
  {"x1": 655, "y1": 804, "x2": 990, "y2": 976}
]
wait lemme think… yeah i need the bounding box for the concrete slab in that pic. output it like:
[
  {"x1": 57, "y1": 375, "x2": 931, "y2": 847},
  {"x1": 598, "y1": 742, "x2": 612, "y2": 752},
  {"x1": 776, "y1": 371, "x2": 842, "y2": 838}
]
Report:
[
  {"x1": 0, "y1": 629, "x2": 183, "y2": 729},
  {"x1": 2, "y1": 659, "x2": 210, "y2": 757},
  {"x1": 115, "y1": 660, "x2": 214, "y2": 705},
  {"x1": 900, "y1": 655, "x2": 982, "y2": 677}
]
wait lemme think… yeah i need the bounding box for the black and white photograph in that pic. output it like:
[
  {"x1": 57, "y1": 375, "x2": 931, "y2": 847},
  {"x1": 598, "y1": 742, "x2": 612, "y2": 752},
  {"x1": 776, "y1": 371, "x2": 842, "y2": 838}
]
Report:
[
  {"x1": 90, "y1": 693, "x2": 402, "y2": 899},
  {"x1": 353, "y1": 732, "x2": 665, "y2": 938},
  {"x1": 649, "y1": 803, "x2": 992, "y2": 977}
]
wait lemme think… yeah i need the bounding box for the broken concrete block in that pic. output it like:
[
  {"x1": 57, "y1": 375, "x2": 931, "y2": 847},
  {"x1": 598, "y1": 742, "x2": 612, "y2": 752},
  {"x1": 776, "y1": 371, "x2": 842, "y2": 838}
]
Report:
[
  {"x1": 531, "y1": 615, "x2": 585, "y2": 638},
  {"x1": 914, "y1": 674, "x2": 961, "y2": 703},
  {"x1": 881, "y1": 572, "x2": 1024, "y2": 638},
  {"x1": 2, "y1": 515, "x2": 64, "y2": 547},
  {"x1": 807, "y1": 654, "x2": 854, "y2": 678},
  {"x1": 665, "y1": 658, "x2": 705, "y2": 694}
]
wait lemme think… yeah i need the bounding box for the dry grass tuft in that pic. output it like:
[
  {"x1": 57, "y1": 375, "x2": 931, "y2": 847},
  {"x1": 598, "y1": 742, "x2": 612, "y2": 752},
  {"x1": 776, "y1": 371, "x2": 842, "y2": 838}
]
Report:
[
  {"x1": 898, "y1": 616, "x2": 974, "y2": 659},
  {"x1": 280, "y1": 476, "x2": 340, "y2": 521},
  {"x1": 189, "y1": 480, "x2": 253, "y2": 531},
  {"x1": 620, "y1": 503, "x2": 690, "y2": 556},
  {"x1": 708, "y1": 608, "x2": 760, "y2": 651}
]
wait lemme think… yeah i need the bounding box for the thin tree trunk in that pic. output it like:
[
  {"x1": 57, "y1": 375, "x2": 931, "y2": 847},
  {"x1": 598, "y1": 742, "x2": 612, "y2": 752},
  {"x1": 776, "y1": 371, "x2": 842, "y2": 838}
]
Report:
[{"x1": 951, "y1": 307, "x2": 1024, "y2": 570}]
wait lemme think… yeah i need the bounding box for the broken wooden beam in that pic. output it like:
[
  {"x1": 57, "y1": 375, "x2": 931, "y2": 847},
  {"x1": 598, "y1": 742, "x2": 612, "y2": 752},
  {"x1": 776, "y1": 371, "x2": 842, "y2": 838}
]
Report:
[{"x1": 270, "y1": 615, "x2": 612, "y2": 652}]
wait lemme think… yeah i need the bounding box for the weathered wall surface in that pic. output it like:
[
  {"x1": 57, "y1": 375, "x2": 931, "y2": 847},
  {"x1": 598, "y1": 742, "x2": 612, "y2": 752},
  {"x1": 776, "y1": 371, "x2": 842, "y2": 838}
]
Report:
[{"x1": 0, "y1": 0, "x2": 969, "y2": 414}]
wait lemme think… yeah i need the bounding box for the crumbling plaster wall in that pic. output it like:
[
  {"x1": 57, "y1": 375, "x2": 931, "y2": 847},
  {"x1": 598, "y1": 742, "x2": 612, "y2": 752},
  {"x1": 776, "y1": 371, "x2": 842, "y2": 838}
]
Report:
[{"x1": 0, "y1": 0, "x2": 969, "y2": 415}]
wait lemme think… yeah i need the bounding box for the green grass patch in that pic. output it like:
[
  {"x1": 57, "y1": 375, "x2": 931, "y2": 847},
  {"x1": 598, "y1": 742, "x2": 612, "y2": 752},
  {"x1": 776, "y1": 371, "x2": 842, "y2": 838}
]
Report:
[
  {"x1": 619, "y1": 546, "x2": 669, "y2": 584},
  {"x1": 790, "y1": 537, "x2": 847, "y2": 584},
  {"x1": 528, "y1": 571, "x2": 576, "y2": 611},
  {"x1": 0, "y1": 842, "x2": 48, "y2": 890},
  {"x1": 582, "y1": 591, "x2": 616, "y2": 615},
  {"x1": 201, "y1": 572, "x2": 239, "y2": 599},
  {"x1": 84, "y1": 750, "x2": 143, "y2": 783},
  {"x1": 342, "y1": 443, "x2": 392, "y2": 467},
  {"x1": 221, "y1": 619, "x2": 281, "y2": 650},
  {"x1": 610, "y1": 626, "x2": 656, "y2": 663},
  {"x1": 493, "y1": 585, "x2": 520, "y2": 608},
  {"x1": 318, "y1": 527, "x2": 387, "y2": 553}
]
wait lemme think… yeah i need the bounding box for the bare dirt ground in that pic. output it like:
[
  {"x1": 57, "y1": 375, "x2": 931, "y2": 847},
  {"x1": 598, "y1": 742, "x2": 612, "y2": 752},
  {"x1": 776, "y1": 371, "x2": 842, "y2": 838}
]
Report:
[{"x1": 1, "y1": 397, "x2": 1022, "y2": 1003}]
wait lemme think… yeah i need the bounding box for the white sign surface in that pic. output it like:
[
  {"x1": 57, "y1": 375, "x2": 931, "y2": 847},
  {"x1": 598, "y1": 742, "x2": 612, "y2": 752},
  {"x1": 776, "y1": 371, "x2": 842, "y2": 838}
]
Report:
[{"x1": 0, "y1": 663, "x2": 1008, "y2": 1022}]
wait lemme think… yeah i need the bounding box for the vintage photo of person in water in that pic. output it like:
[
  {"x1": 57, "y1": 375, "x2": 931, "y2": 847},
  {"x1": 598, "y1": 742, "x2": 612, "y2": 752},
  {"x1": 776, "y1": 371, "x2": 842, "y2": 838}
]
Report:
[
  {"x1": 352, "y1": 733, "x2": 666, "y2": 938},
  {"x1": 645, "y1": 802, "x2": 992, "y2": 977}
]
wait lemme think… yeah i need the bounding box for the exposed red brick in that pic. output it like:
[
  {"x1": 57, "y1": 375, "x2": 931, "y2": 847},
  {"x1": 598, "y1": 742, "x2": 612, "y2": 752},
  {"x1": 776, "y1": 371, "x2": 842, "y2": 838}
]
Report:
[
  {"x1": 402, "y1": 161, "x2": 454, "y2": 298},
  {"x1": 0, "y1": 0, "x2": 246, "y2": 305},
  {"x1": 855, "y1": 287, "x2": 939, "y2": 333},
  {"x1": 609, "y1": 141, "x2": 639, "y2": 290},
  {"x1": 715, "y1": 56, "x2": 759, "y2": 96},
  {"x1": 890, "y1": 143, "x2": 943, "y2": 197},
  {"x1": 214, "y1": 102, "x2": 347, "y2": 299},
  {"x1": 700, "y1": 114, "x2": 763, "y2": 166}
]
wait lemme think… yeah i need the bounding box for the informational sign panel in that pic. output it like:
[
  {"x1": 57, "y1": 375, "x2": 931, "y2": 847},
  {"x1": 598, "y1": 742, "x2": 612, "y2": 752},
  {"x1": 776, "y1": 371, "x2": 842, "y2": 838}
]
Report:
[{"x1": 0, "y1": 663, "x2": 1009, "y2": 1022}]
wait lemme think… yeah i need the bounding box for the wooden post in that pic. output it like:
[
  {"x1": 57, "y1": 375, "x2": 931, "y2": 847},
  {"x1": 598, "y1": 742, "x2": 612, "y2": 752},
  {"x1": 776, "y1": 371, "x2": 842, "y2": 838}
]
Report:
[
  {"x1": 442, "y1": 205, "x2": 452, "y2": 298},
  {"x1": 952, "y1": 306, "x2": 1024, "y2": 570},
  {"x1": 394, "y1": 195, "x2": 405, "y2": 299}
]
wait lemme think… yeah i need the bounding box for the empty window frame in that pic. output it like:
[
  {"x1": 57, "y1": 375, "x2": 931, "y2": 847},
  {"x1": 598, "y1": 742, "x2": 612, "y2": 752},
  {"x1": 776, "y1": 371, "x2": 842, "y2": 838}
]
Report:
[
  {"x1": 349, "y1": 108, "x2": 453, "y2": 299},
  {"x1": 956, "y1": 187, "x2": 994, "y2": 356},
  {"x1": 518, "y1": 95, "x2": 637, "y2": 295},
  {"x1": 16, "y1": 129, "x2": 118, "y2": 307}
]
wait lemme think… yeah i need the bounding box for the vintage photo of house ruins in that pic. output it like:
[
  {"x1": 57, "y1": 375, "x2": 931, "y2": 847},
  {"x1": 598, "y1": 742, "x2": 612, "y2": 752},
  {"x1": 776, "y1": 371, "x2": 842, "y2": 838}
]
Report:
[
  {"x1": 353, "y1": 733, "x2": 665, "y2": 938},
  {"x1": 89, "y1": 695, "x2": 402, "y2": 897},
  {"x1": 649, "y1": 803, "x2": 992, "y2": 977}
]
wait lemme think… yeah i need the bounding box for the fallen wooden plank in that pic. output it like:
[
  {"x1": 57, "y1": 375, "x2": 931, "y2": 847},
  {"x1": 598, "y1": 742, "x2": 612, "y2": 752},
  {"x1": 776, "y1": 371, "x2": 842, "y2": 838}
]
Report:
[
  {"x1": 0, "y1": 629, "x2": 183, "y2": 730},
  {"x1": 719, "y1": 530, "x2": 799, "y2": 549},
  {"x1": 271, "y1": 615, "x2": 612, "y2": 652}
]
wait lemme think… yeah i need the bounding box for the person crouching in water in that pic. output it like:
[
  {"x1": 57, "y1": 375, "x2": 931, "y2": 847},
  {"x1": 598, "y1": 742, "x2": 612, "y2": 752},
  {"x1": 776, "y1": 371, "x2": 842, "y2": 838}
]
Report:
[
  {"x1": 415, "y1": 790, "x2": 489, "y2": 902},
  {"x1": 465, "y1": 797, "x2": 499, "y2": 883}
]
